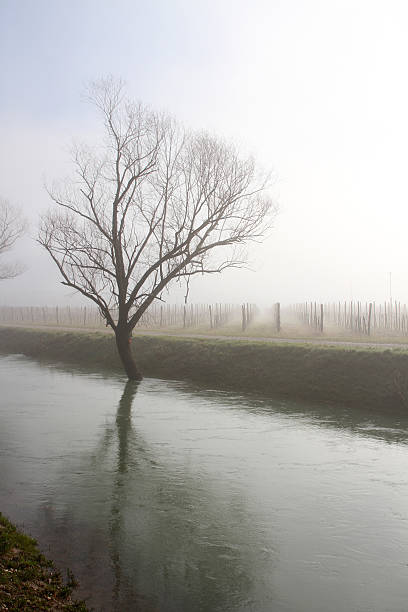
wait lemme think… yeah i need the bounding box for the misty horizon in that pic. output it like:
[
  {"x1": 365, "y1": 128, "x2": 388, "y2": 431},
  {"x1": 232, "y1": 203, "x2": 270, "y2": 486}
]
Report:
[{"x1": 1, "y1": 0, "x2": 407, "y2": 307}]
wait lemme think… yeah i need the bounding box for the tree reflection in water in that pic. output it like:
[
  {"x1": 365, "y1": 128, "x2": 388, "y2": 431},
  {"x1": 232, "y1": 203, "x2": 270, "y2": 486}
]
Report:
[
  {"x1": 37, "y1": 379, "x2": 265, "y2": 612},
  {"x1": 104, "y1": 380, "x2": 259, "y2": 612},
  {"x1": 110, "y1": 380, "x2": 143, "y2": 608}
]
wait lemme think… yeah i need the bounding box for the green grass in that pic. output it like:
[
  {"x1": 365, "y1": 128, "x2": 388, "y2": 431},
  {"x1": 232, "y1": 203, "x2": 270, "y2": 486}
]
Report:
[
  {"x1": 6, "y1": 317, "x2": 408, "y2": 345},
  {"x1": 0, "y1": 512, "x2": 88, "y2": 611},
  {"x1": 1, "y1": 325, "x2": 408, "y2": 413}
]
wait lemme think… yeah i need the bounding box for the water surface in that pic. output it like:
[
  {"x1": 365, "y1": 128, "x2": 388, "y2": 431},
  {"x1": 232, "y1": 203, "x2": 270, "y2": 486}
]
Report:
[{"x1": 1, "y1": 354, "x2": 408, "y2": 611}]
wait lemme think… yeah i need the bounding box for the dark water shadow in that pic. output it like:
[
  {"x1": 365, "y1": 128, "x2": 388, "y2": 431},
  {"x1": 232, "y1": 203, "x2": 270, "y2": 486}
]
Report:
[
  {"x1": 6, "y1": 353, "x2": 408, "y2": 447},
  {"x1": 158, "y1": 377, "x2": 408, "y2": 446}
]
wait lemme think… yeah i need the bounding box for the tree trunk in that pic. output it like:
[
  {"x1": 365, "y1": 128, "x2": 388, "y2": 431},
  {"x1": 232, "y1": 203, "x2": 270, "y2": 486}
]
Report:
[{"x1": 115, "y1": 327, "x2": 142, "y2": 380}]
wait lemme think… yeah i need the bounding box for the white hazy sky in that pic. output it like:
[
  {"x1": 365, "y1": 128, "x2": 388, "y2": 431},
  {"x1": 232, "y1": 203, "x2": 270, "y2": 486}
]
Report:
[{"x1": 1, "y1": 0, "x2": 408, "y2": 306}]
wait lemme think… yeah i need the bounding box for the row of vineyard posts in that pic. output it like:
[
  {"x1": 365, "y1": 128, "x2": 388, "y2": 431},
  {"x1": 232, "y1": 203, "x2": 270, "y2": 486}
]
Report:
[
  {"x1": 4, "y1": 301, "x2": 405, "y2": 336},
  {"x1": 0, "y1": 303, "x2": 273, "y2": 331},
  {"x1": 294, "y1": 301, "x2": 408, "y2": 335}
]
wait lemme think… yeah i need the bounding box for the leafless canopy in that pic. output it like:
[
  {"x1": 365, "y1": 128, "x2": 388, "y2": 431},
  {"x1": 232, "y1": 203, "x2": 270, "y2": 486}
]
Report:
[
  {"x1": 39, "y1": 78, "x2": 276, "y2": 331},
  {"x1": 0, "y1": 198, "x2": 27, "y2": 280}
]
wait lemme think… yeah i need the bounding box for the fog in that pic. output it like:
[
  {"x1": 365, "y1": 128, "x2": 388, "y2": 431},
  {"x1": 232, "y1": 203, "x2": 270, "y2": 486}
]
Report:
[{"x1": 1, "y1": 0, "x2": 408, "y2": 307}]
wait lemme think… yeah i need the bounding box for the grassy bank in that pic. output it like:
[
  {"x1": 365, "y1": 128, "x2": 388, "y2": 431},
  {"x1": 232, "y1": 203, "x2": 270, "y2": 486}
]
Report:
[
  {"x1": 0, "y1": 513, "x2": 87, "y2": 611},
  {"x1": 1, "y1": 326, "x2": 408, "y2": 412}
]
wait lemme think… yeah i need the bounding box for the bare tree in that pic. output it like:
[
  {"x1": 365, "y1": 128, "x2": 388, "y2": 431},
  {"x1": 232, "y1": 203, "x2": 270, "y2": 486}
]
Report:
[
  {"x1": 0, "y1": 198, "x2": 27, "y2": 280},
  {"x1": 39, "y1": 78, "x2": 276, "y2": 379}
]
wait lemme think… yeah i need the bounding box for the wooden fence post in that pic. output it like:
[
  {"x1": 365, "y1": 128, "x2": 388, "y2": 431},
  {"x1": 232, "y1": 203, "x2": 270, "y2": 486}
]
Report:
[
  {"x1": 275, "y1": 302, "x2": 281, "y2": 332},
  {"x1": 367, "y1": 303, "x2": 372, "y2": 336}
]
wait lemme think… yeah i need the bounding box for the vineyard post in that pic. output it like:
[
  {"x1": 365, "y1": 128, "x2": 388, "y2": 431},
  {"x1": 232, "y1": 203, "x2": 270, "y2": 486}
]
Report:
[
  {"x1": 367, "y1": 302, "x2": 372, "y2": 336},
  {"x1": 275, "y1": 302, "x2": 281, "y2": 332},
  {"x1": 357, "y1": 302, "x2": 361, "y2": 333}
]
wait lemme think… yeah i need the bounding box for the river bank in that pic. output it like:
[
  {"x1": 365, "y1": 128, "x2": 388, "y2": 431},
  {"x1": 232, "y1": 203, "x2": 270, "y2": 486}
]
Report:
[
  {"x1": 1, "y1": 326, "x2": 408, "y2": 412},
  {"x1": 0, "y1": 512, "x2": 87, "y2": 610}
]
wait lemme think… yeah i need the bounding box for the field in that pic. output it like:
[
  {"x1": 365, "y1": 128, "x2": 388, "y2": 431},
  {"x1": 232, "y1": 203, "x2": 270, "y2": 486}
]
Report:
[{"x1": 2, "y1": 302, "x2": 408, "y2": 346}]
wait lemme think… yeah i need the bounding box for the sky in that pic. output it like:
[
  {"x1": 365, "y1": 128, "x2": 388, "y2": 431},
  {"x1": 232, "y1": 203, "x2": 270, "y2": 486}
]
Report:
[{"x1": 1, "y1": 0, "x2": 408, "y2": 307}]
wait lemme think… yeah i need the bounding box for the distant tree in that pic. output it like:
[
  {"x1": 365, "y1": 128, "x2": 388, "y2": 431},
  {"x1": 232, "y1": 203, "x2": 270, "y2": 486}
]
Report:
[
  {"x1": 0, "y1": 198, "x2": 27, "y2": 280},
  {"x1": 39, "y1": 78, "x2": 277, "y2": 379}
]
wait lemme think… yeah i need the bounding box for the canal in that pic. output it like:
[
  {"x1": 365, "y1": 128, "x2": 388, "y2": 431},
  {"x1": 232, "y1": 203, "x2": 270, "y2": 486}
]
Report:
[{"x1": 1, "y1": 354, "x2": 408, "y2": 611}]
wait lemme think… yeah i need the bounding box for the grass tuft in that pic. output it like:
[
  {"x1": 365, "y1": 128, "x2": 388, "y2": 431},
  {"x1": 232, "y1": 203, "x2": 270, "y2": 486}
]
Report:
[{"x1": 0, "y1": 512, "x2": 88, "y2": 611}]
